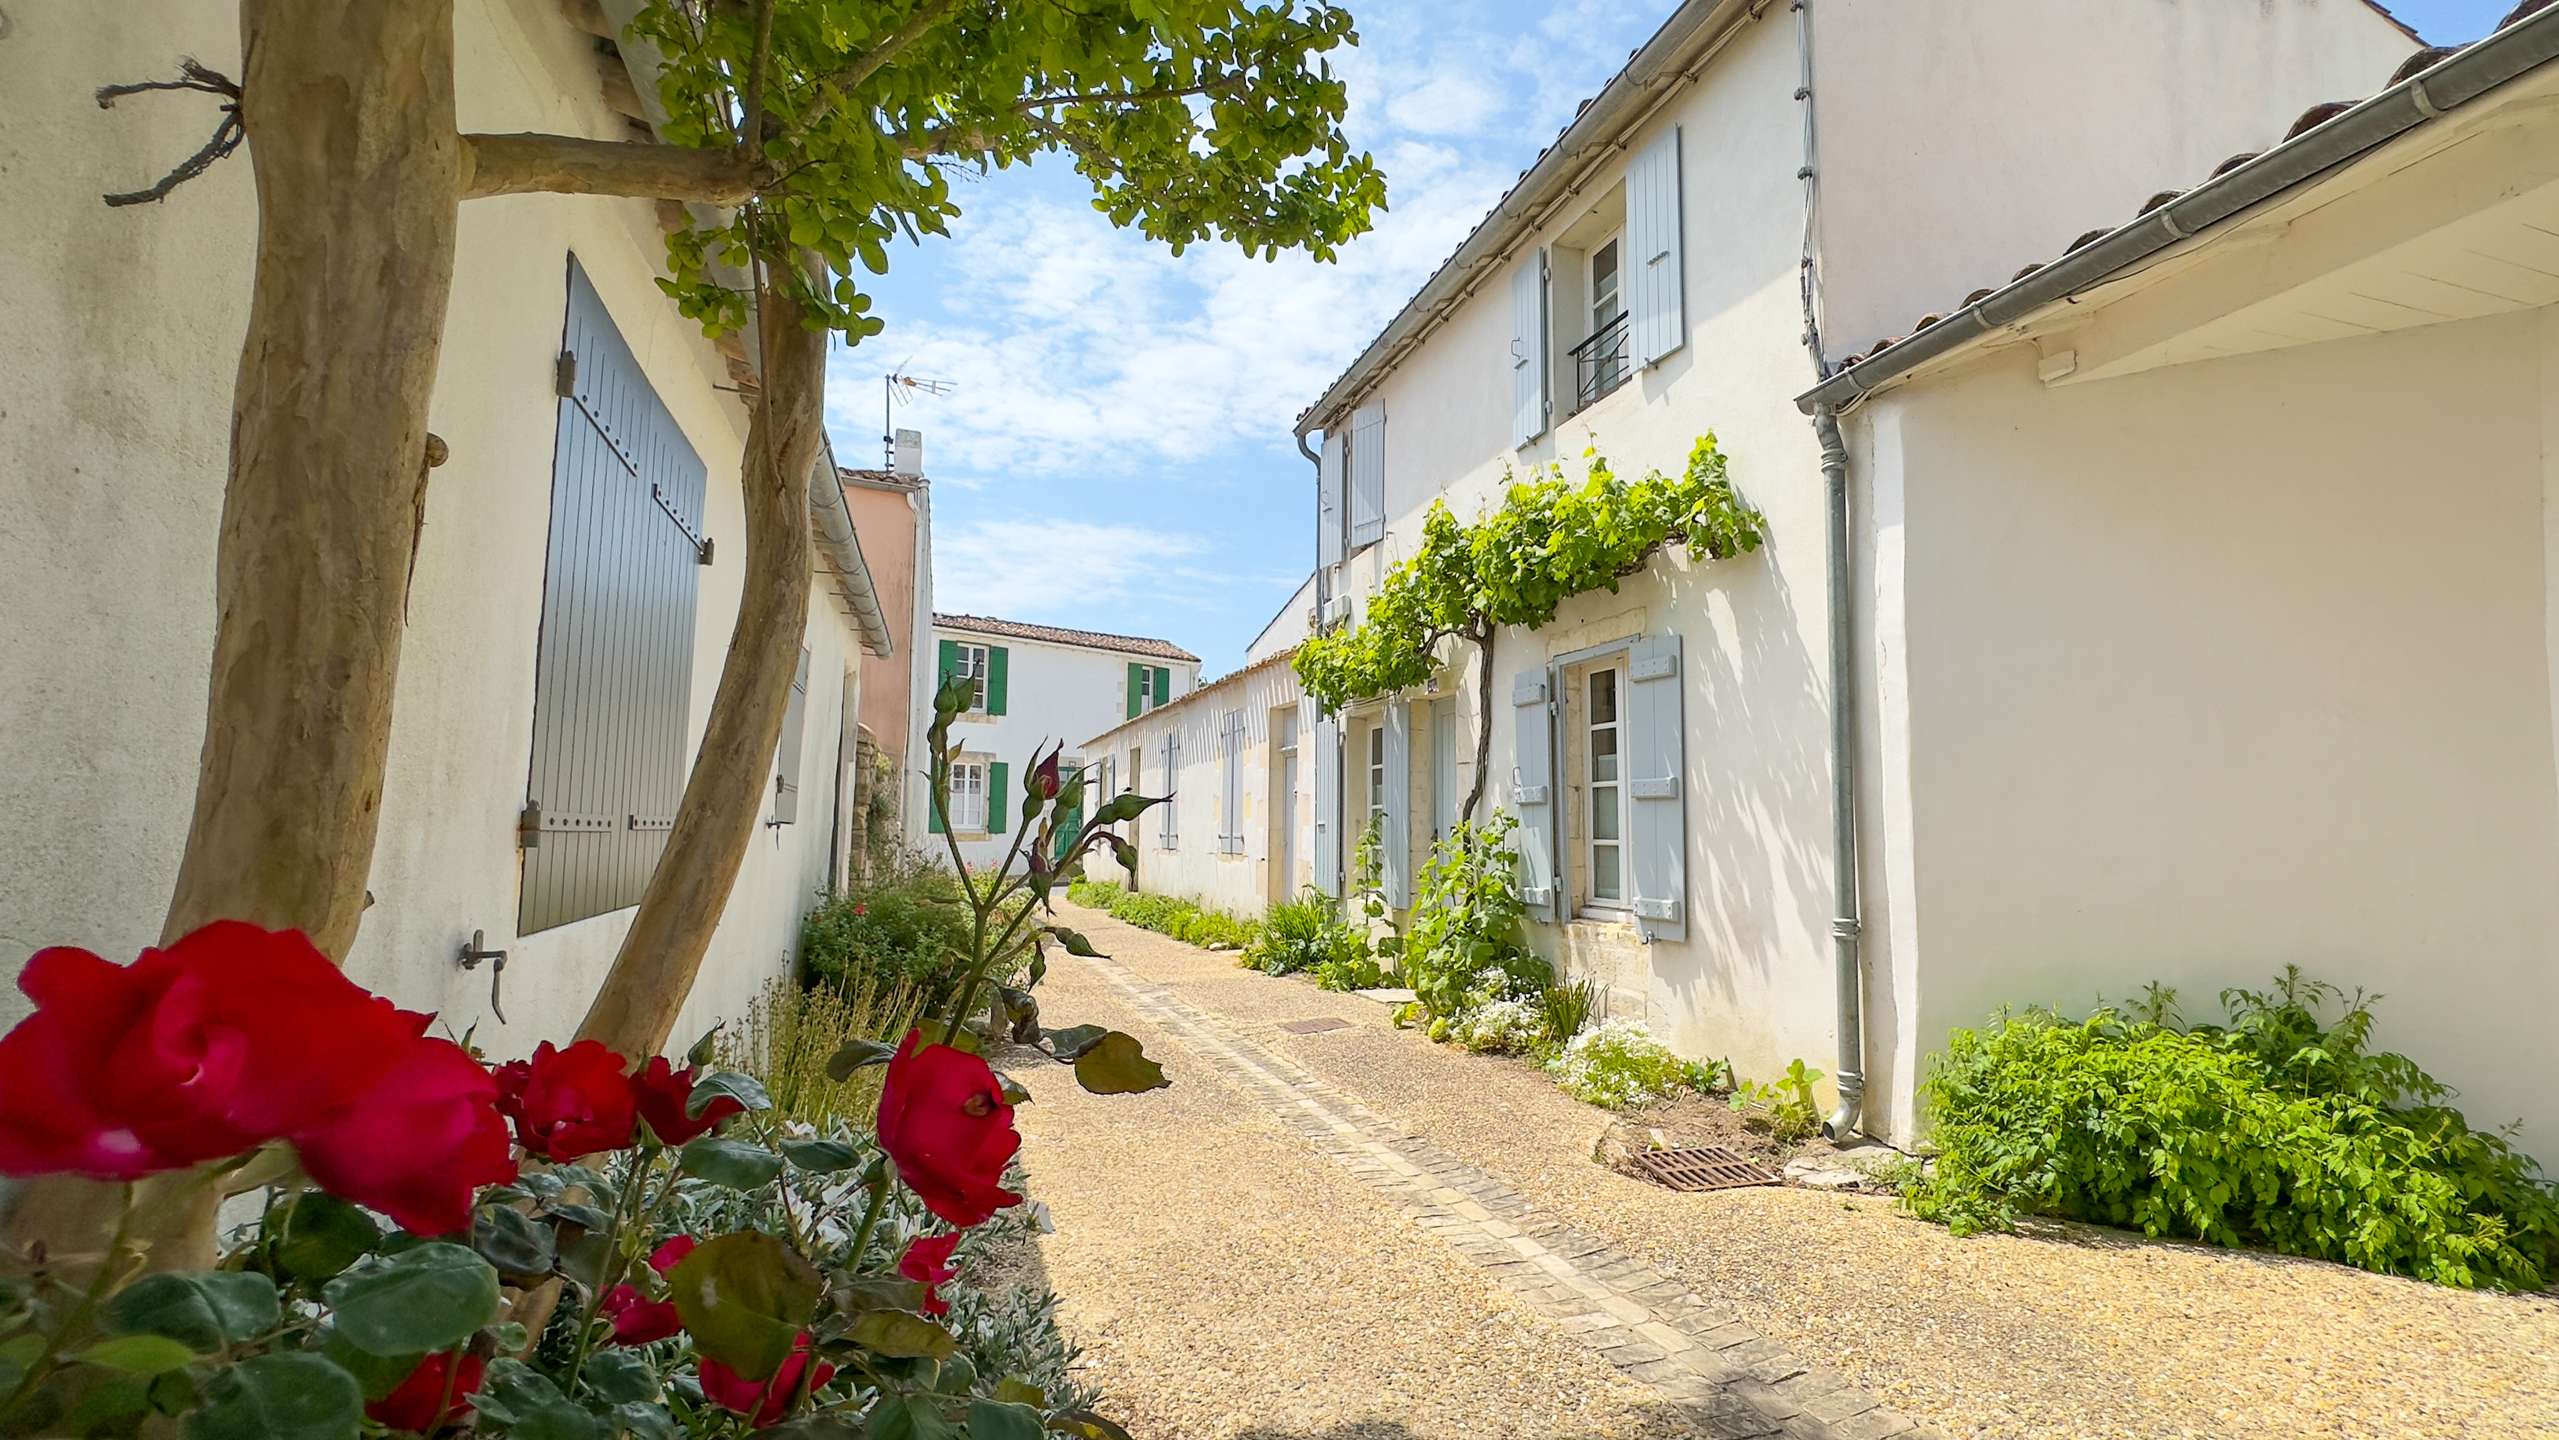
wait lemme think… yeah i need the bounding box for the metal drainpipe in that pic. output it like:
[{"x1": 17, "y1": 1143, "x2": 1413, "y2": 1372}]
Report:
[
  {"x1": 1795, "y1": 0, "x2": 1866, "y2": 1137},
  {"x1": 1296, "y1": 427, "x2": 1341, "y2": 897}
]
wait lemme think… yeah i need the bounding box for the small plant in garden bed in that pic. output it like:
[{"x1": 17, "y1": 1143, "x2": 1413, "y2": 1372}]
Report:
[
  {"x1": 1545, "y1": 1020, "x2": 1725, "y2": 1111},
  {"x1": 801, "y1": 849, "x2": 1035, "y2": 1013},
  {"x1": 1403, "y1": 813, "x2": 1549, "y2": 1023},
  {"x1": 1245, "y1": 892, "x2": 1371, "y2": 979},
  {"x1": 1910, "y1": 968, "x2": 2559, "y2": 1290},
  {"x1": 1730, "y1": 1058, "x2": 1824, "y2": 1146},
  {"x1": 1064, "y1": 879, "x2": 1259, "y2": 951}
]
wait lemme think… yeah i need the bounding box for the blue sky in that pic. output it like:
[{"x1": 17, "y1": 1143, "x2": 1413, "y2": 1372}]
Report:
[{"x1": 825, "y1": 0, "x2": 2517, "y2": 676}]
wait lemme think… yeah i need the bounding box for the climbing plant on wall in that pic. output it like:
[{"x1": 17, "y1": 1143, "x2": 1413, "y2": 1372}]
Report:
[{"x1": 1292, "y1": 436, "x2": 1764, "y2": 820}]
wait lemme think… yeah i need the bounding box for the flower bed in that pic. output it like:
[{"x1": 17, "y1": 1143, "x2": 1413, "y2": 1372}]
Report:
[{"x1": 1065, "y1": 879, "x2": 1258, "y2": 951}]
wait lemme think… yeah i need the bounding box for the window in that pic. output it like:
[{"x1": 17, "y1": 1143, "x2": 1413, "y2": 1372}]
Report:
[
  {"x1": 954, "y1": 643, "x2": 990, "y2": 712},
  {"x1": 1219, "y1": 710, "x2": 1245, "y2": 854},
  {"x1": 1128, "y1": 662, "x2": 1172, "y2": 718},
  {"x1": 1584, "y1": 665, "x2": 1626, "y2": 907},
  {"x1": 1573, "y1": 232, "x2": 1630, "y2": 408},
  {"x1": 1367, "y1": 722, "x2": 1387, "y2": 833},
  {"x1": 947, "y1": 760, "x2": 988, "y2": 833}
]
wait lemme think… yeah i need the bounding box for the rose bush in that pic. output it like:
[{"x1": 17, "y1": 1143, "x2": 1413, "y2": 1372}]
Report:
[{"x1": 0, "y1": 668, "x2": 1173, "y2": 1437}]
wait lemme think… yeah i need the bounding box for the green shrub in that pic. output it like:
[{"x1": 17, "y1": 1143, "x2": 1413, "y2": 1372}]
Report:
[
  {"x1": 1247, "y1": 892, "x2": 1369, "y2": 977},
  {"x1": 1910, "y1": 970, "x2": 2559, "y2": 1289},
  {"x1": 1730, "y1": 1058, "x2": 1824, "y2": 1145},
  {"x1": 1312, "y1": 952, "x2": 1388, "y2": 992},
  {"x1": 1539, "y1": 978, "x2": 1599, "y2": 1045},
  {"x1": 1544, "y1": 1019, "x2": 1717, "y2": 1110},
  {"x1": 801, "y1": 851, "x2": 1033, "y2": 1011},
  {"x1": 1452, "y1": 998, "x2": 1544, "y2": 1055},
  {"x1": 1066, "y1": 878, "x2": 1260, "y2": 951},
  {"x1": 1405, "y1": 813, "x2": 1549, "y2": 1018}
]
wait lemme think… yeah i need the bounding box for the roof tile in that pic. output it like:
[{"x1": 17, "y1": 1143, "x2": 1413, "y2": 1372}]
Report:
[{"x1": 933, "y1": 612, "x2": 1198, "y2": 663}]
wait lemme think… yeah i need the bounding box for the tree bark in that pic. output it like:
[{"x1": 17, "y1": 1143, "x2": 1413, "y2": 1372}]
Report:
[
  {"x1": 577, "y1": 272, "x2": 824, "y2": 1058},
  {"x1": 462, "y1": 133, "x2": 758, "y2": 203},
  {"x1": 5, "y1": 0, "x2": 464, "y2": 1275},
  {"x1": 1460, "y1": 623, "x2": 1496, "y2": 826}
]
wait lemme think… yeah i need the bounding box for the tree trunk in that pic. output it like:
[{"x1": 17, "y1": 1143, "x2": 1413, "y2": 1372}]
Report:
[
  {"x1": 4, "y1": 0, "x2": 464, "y2": 1276},
  {"x1": 577, "y1": 272, "x2": 824, "y2": 1058},
  {"x1": 1460, "y1": 624, "x2": 1496, "y2": 825}
]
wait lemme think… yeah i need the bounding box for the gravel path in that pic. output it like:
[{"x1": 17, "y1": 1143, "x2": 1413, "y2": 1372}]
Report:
[{"x1": 1012, "y1": 903, "x2": 2559, "y2": 1440}]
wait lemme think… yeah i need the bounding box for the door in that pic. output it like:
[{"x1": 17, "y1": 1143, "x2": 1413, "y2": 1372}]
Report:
[
  {"x1": 1431, "y1": 697, "x2": 1458, "y2": 844},
  {"x1": 1274, "y1": 706, "x2": 1300, "y2": 898}
]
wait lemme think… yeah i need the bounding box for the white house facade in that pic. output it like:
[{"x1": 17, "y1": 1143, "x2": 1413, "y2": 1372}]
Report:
[
  {"x1": 0, "y1": 0, "x2": 894, "y2": 1052},
  {"x1": 1295, "y1": 0, "x2": 2418, "y2": 1143},
  {"x1": 928, "y1": 615, "x2": 1196, "y2": 867}
]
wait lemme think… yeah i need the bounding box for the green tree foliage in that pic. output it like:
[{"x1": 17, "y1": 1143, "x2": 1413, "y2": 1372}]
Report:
[{"x1": 636, "y1": 0, "x2": 1388, "y2": 339}]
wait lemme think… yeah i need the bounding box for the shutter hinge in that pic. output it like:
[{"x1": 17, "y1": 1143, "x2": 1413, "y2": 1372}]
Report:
[
  {"x1": 517, "y1": 800, "x2": 543, "y2": 849},
  {"x1": 554, "y1": 351, "x2": 577, "y2": 398}
]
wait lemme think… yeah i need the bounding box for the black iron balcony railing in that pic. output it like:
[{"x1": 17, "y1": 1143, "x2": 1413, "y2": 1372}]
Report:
[{"x1": 1570, "y1": 308, "x2": 1630, "y2": 409}]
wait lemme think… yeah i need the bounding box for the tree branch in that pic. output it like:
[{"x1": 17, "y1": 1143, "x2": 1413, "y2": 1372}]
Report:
[
  {"x1": 460, "y1": 132, "x2": 759, "y2": 203},
  {"x1": 739, "y1": 0, "x2": 776, "y2": 161},
  {"x1": 95, "y1": 59, "x2": 246, "y2": 207},
  {"x1": 798, "y1": 0, "x2": 960, "y2": 135},
  {"x1": 1015, "y1": 72, "x2": 1248, "y2": 112}
]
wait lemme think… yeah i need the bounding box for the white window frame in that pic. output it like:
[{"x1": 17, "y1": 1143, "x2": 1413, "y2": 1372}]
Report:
[
  {"x1": 1583, "y1": 662, "x2": 1629, "y2": 910},
  {"x1": 1584, "y1": 230, "x2": 1628, "y2": 404},
  {"x1": 954, "y1": 642, "x2": 991, "y2": 714},
  {"x1": 1367, "y1": 722, "x2": 1387, "y2": 834},
  {"x1": 948, "y1": 758, "x2": 989, "y2": 833}
]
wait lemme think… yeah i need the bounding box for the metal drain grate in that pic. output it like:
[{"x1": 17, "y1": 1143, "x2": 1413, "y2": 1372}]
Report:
[
  {"x1": 1276, "y1": 1017, "x2": 1352, "y2": 1035},
  {"x1": 1631, "y1": 1145, "x2": 1782, "y2": 1193}
]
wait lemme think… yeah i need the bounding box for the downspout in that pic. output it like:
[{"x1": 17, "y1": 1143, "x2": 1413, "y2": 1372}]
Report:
[
  {"x1": 1794, "y1": 0, "x2": 1866, "y2": 1137},
  {"x1": 1296, "y1": 425, "x2": 1342, "y2": 896}
]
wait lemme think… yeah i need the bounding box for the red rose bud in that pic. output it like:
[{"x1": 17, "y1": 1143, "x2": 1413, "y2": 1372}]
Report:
[
  {"x1": 598, "y1": 1283, "x2": 684, "y2": 1345},
  {"x1": 898, "y1": 1232, "x2": 962, "y2": 1317},
  {"x1": 291, "y1": 1033, "x2": 517, "y2": 1236},
  {"x1": 1031, "y1": 749, "x2": 1062, "y2": 801},
  {"x1": 630, "y1": 1056, "x2": 744, "y2": 1146},
  {"x1": 698, "y1": 1333, "x2": 836, "y2": 1428},
  {"x1": 648, "y1": 1234, "x2": 698, "y2": 1273},
  {"x1": 496, "y1": 1040, "x2": 636, "y2": 1161},
  {"x1": 874, "y1": 1029, "x2": 1022, "y2": 1228},
  {"x1": 366, "y1": 1351, "x2": 485, "y2": 1433}
]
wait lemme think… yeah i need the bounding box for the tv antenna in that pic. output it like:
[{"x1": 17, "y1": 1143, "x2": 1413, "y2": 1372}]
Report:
[{"x1": 882, "y1": 370, "x2": 955, "y2": 468}]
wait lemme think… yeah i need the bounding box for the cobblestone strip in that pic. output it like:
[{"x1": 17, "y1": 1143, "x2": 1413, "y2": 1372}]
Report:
[{"x1": 1076, "y1": 951, "x2": 1948, "y2": 1440}]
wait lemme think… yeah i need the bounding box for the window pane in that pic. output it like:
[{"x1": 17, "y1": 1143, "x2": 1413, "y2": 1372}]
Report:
[
  {"x1": 1593, "y1": 843, "x2": 1622, "y2": 900},
  {"x1": 1591, "y1": 727, "x2": 1619, "y2": 782},
  {"x1": 1589, "y1": 670, "x2": 1616, "y2": 725},
  {"x1": 1591, "y1": 788, "x2": 1620, "y2": 841}
]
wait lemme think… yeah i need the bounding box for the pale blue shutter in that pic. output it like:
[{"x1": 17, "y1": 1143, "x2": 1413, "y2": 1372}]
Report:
[
  {"x1": 1625, "y1": 634, "x2": 1687, "y2": 940},
  {"x1": 1219, "y1": 710, "x2": 1244, "y2": 854},
  {"x1": 1318, "y1": 430, "x2": 1347, "y2": 568},
  {"x1": 1511, "y1": 668, "x2": 1560, "y2": 922},
  {"x1": 1510, "y1": 250, "x2": 1549, "y2": 448},
  {"x1": 1627, "y1": 126, "x2": 1686, "y2": 367},
  {"x1": 1382, "y1": 700, "x2": 1411, "y2": 908},
  {"x1": 1312, "y1": 711, "x2": 1342, "y2": 896},
  {"x1": 1348, "y1": 403, "x2": 1386, "y2": 549},
  {"x1": 1161, "y1": 733, "x2": 1179, "y2": 849}
]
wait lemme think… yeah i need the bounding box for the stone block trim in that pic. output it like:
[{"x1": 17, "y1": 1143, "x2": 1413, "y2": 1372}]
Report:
[{"x1": 1075, "y1": 951, "x2": 1942, "y2": 1440}]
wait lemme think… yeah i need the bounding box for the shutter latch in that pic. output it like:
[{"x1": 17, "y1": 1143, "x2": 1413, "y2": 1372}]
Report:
[
  {"x1": 554, "y1": 351, "x2": 577, "y2": 398},
  {"x1": 517, "y1": 800, "x2": 543, "y2": 849}
]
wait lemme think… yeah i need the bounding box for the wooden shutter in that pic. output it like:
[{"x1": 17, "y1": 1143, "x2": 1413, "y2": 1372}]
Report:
[
  {"x1": 1511, "y1": 668, "x2": 1560, "y2": 922},
  {"x1": 772, "y1": 646, "x2": 811, "y2": 824},
  {"x1": 1317, "y1": 429, "x2": 1347, "y2": 568},
  {"x1": 1625, "y1": 634, "x2": 1687, "y2": 940},
  {"x1": 1627, "y1": 125, "x2": 1686, "y2": 367},
  {"x1": 1160, "y1": 734, "x2": 1179, "y2": 848},
  {"x1": 1127, "y1": 662, "x2": 1145, "y2": 719},
  {"x1": 1312, "y1": 710, "x2": 1342, "y2": 896},
  {"x1": 1382, "y1": 700, "x2": 1411, "y2": 908},
  {"x1": 1153, "y1": 665, "x2": 1171, "y2": 707},
  {"x1": 939, "y1": 638, "x2": 960, "y2": 686},
  {"x1": 986, "y1": 645, "x2": 1009, "y2": 716},
  {"x1": 1348, "y1": 402, "x2": 1386, "y2": 549},
  {"x1": 986, "y1": 760, "x2": 1009, "y2": 834},
  {"x1": 1511, "y1": 249, "x2": 1549, "y2": 448},
  {"x1": 520, "y1": 258, "x2": 707, "y2": 935},
  {"x1": 1219, "y1": 710, "x2": 1245, "y2": 854}
]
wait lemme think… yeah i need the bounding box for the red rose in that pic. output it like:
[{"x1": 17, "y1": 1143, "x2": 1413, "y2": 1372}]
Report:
[
  {"x1": 898, "y1": 1232, "x2": 961, "y2": 1317},
  {"x1": 875, "y1": 1030, "x2": 1022, "y2": 1228},
  {"x1": 0, "y1": 924, "x2": 431, "y2": 1181},
  {"x1": 698, "y1": 1332, "x2": 836, "y2": 1428},
  {"x1": 494, "y1": 1040, "x2": 636, "y2": 1161},
  {"x1": 630, "y1": 1056, "x2": 744, "y2": 1146},
  {"x1": 648, "y1": 1234, "x2": 698, "y2": 1273},
  {"x1": 597, "y1": 1283, "x2": 683, "y2": 1345},
  {"x1": 291, "y1": 1034, "x2": 516, "y2": 1236},
  {"x1": 365, "y1": 1350, "x2": 484, "y2": 1433}
]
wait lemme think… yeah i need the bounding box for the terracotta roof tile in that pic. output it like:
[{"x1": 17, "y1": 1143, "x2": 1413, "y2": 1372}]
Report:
[{"x1": 933, "y1": 612, "x2": 1198, "y2": 663}]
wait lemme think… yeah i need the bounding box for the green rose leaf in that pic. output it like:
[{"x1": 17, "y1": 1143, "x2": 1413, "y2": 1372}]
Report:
[
  {"x1": 864, "y1": 1395, "x2": 965, "y2": 1440},
  {"x1": 829, "y1": 1277, "x2": 928, "y2": 1314},
  {"x1": 1040, "y1": 1025, "x2": 1109, "y2": 1062},
  {"x1": 72, "y1": 1334, "x2": 200, "y2": 1375},
  {"x1": 668, "y1": 1231, "x2": 822, "y2": 1381},
  {"x1": 1041, "y1": 926, "x2": 1104, "y2": 959},
  {"x1": 106, "y1": 1271, "x2": 279, "y2": 1350},
  {"x1": 473, "y1": 1205, "x2": 558, "y2": 1281},
  {"x1": 541, "y1": 1200, "x2": 613, "y2": 1232},
  {"x1": 318, "y1": 1327, "x2": 423, "y2": 1401},
  {"x1": 474, "y1": 1359, "x2": 606, "y2": 1440},
  {"x1": 321, "y1": 1242, "x2": 500, "y2": 1357},
  {"x1": 993, "y1": 1378, "x2": 1046, "y2": 1408},
  {"x1": 965, "y1": 1398, "x2": 1044, "y2": 1440},
  {"x1": 1072, "y1": 1032, "x2": 1170, "y2": 1096},
  {"x1": 62, "y1": 1374, "x2": 153, "y2": 1433},
  {"x1": 679, "y1": 1136, "x2": 786, "y2": 1191},
  {"x1": 846, "y1": 1309, "x2": 958, "y2": 1361},
  {"x1": 781, "y1": 1138, "x2": 862, "y2": 1173},
  {"x1": 934, "y1": 1353, "x2": 979, "y2": 1396},
  {"x1": 994, "y1": 1071, "x2": 1032, "y2": 1107},
  {"x1": 558, "y1": 1230, "x2": 613, "y2": 1292},
  {"x1": 183, "y1": 1353, "x2": 361, "y2": 1440},
  {"x1": 614, "y1": 1403, "x2": 681, "y2": 1440},
  {"x1": 687, "y1": 1068, "x2": 772, "y2": 1119},
  {"x1": 825, "y1": 1037, "x2": 899, "y2": 1080},
  {"x1": 271, "y1": 1192, "x2": 379, "y2": 1283},
  {"x1": 583, "y1": 1348, "x2": 661, "y2": 1404},
  {"x1": 1051, "y1": 1410, "x2": 1138, "y2": 1440}
]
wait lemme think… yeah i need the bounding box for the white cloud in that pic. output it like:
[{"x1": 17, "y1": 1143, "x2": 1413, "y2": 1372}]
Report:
[{"x1": 1383, "y1": 69, "x2": 1507, "y2": 136}]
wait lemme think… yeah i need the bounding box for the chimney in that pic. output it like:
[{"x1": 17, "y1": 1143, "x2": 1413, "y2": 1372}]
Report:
[{"x1": 891, "y1": 428, "x2": 924, "y2": 479}]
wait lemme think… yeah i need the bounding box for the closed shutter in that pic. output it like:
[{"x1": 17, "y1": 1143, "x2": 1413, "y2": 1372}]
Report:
[
  {"x1": 939, "y1": 638, "x2": 961, "y2": 688},
  {"x1": 1625, "y1": 634, "x2": 1687, "y2": 940},
  {"x1": 1127, "y1": 662, "x2": 1145, "y2": 719},
  {"x1": 985, "y1": 645, "x2": 1009, "y2": 716},
  {"x1": 520, "y1": 258, "x2": 707, "y2": 935},
  {"x1": 772, "y1": 646, "x2": 811, "y2": 824},
  {"x1": 1511, "y1": 249, "x2": 1549, "y2": 448},
  {"x1": 1219, "y1": 710, "x2": 1245, "y2": 853},
  {"x1": 1348, "y1": 402, "x2": 1386, "y2": 549},
  {"x1": 1511, "y1": 668, "x2": 1560, "y2": 922},
  {"x1": 1381, "y1": 700, "x2": 1411, "y2": 908},
  {"x1": 1160, "y1": 734, "x2": 1179, "y2": 848},
  {"x1": 1317, "y1": 429, "x2": 1347, "y2": 568},
  {"x1": 1152, "y1": 665, "x2": 1170, "y2": 708},
  {"x1": 1627, "y1": 125, "x2": 1686, "y2": 367},
  {"x1": 1312, "y1": 710, "x2": 1342, "y2": 896},
  {"x1": 986, "y1": 760, "x2": 1010, "y2": 834}
]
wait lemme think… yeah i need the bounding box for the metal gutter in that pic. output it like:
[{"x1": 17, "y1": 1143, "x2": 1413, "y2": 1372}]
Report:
[
  {"x1": 1295, "y1": 0, "x2": 1764, "y2": 434},
  {"x1": 1794, "y1": 4, "x2": 2559, "y2": 414}
]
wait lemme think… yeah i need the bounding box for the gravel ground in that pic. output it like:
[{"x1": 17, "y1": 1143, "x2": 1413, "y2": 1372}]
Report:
[{"x1": 1036, "y1": 902, "x2": 2559, "y2": 1440}]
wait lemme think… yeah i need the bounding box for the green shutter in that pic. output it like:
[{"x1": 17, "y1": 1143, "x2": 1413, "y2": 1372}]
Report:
[
  {"x1": 928, "y1": 793, "x2": 946, "y2": 834},
  {"x1": 987, "y1": 761, "x2": 1009, "y2": 832},
  {"x1": 938, "y1": 638, "x2": 959, "y2": 682},
  {"x1": 1152, "y1": 665, "x2": 1170, "y2": 706},
  {"x1": 986, "y1": 646, "x2": 1009, "y2": 716},
  {"x1": 1127, "y1": 662, "x2": 1144, "y2": 719}
]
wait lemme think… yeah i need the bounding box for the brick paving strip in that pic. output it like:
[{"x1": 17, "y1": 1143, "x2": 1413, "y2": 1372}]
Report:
[{"x1": 1073, "y1": 948, "x2": 1951, "y2": 1440}]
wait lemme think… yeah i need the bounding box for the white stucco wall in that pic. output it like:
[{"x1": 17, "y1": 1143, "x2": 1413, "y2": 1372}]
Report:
[
  {"x1": 1863, "y1": 307, "x2": 2559, "y2": 1163},
  {"x1": 0, "y1": 0, "x2": 862, "y2": 1055},
  {"x1": 1078, "y1": 656, "x2": 1308, "y2": 917},
  {"x1": 1812, "y1": 0, "x2": 2416, "y2": 357}
]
